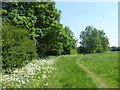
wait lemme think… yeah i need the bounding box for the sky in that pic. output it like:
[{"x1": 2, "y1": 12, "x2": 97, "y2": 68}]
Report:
[{"x1": 55, "y1": 2, "x2": 118, "y2": 47}]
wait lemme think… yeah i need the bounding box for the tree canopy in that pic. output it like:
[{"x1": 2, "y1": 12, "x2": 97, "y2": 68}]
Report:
[
  {"x1": 79, "y1": 26, "x2": 109, "y2": 53},
  {"x1": 2, "y1": 2, "x2": 77, "y2": 56}
]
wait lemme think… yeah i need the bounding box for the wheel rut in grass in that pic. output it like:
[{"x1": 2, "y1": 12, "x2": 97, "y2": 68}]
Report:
[{"x1": 76, "y1": 56, "x2": 111, "y2": 88}]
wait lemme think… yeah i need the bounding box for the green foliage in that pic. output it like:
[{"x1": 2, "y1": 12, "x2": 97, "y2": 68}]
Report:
[
  {"x1": 2, "y1": 2, "x2": 76, "y2": 56},
  {"x1": 36, "y1": 24, "x2": 64, "y2": 56},
  {"x1": 2, "y1": 2, "x2": 61, "y2": 41},
  {"x1": 36, "y1": 25, "x2": 77, "y2": 56},
  {"x1": 2, "y1": 23, "x2": 37, "y2": 73},
  {"x1": 0, "y1": 17, "x2": 2, "y2": 56},
  {"x1": 77, "y1": 46, "x2": 87, "y2": 54},
  {"x1": 111, "y1": 46, "x2": 120, "y2": 51},
  {"x1": 79, "y1": 26, "x2": 109, "y2": 53},
  {"x1": 62, "y1": 26, "x2": 77, "y2": 55},
  {"x1": 70, "y1": 48, "x2": 78, "y2": 54}
]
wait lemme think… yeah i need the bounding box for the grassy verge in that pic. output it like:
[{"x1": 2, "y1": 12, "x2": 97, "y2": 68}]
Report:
[{"x1": 78, "y1": 51, "x2": 118, "y2": 88}]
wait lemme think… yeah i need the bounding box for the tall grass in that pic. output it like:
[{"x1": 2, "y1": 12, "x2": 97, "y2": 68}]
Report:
[
  {"x1": 46, "y1": 55, "x2": 97, "y2": 88},
  {"x1": 79, "y1": 51, "x2": 118, "y2": 88}
]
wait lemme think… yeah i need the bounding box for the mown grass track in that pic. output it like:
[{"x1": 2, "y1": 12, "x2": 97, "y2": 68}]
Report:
[{"x1": 46, "y1": 55, "x2": 97, "y2": 88}]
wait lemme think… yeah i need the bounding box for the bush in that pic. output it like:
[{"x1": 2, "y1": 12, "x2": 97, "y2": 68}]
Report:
[
  {"x1": 70, "y1": 48, "x2": 78, "y2": 55},
  {"x1": 77, "y1": 46, "x2": 88, "y2": 54},
  {"x1": 2, "y1": 23, "x2": 37, "y2": 73}
]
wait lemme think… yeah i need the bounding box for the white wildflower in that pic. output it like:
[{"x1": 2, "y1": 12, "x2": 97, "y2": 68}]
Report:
[
  {"x1": 21, "y1": 80, "x2": 25, "y2": 84},
  {"x1": 42, "y1": 74, "x2": 47, "y2": 78},
  {"x1": 38, "y1": 77, "x2": 40, "y2": 79},
  {"x1": 2, "y1": 56, "x2": 59, "y2": 88},
  {"x1": 43, "y1": 83, "x2": 48, "y2": 86}
]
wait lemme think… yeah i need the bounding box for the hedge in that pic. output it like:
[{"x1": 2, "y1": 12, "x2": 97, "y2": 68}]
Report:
[{"x1": 2, "y1": 23, "x2": 37, "y2": 73}]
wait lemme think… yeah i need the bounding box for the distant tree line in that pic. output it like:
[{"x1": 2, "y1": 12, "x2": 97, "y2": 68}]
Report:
[{"x1": 111, "y1": 46, "x2": 120, "y2": 51}]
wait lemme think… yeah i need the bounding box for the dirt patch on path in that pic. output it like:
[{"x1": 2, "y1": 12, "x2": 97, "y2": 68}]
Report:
[{"x1": 76, "y1": 56, "x2": 112, "y2": 88}]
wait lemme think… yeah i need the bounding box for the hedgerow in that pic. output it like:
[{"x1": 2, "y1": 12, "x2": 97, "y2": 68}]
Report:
[{"x1": 2, "y1": 23, "x2": 37, "y2": 73}]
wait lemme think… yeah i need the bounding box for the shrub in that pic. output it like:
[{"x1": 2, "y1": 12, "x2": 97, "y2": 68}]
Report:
[
  {"x1": 70, "y1": 48, "x2": 78, "y2": 55},
  {"x1": 2, "y1": 23, "x2": 37, "y2": 73}
]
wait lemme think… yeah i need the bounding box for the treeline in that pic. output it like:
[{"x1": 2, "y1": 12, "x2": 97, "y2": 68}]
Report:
[
  {"x1": 2, "y1": 2, "x2": 77, "y2": 72},
  {"x1": 111, "y1": 46, "x2": 120, "y2": 51}
]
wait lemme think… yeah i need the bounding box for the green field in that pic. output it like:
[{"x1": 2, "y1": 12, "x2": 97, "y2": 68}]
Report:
[
  {"x1": 2, "y1": 51, "x2": 118, "y2": 88},
  {"x1": 78, "y1": 52, "x2": 118, "y2": 88}
]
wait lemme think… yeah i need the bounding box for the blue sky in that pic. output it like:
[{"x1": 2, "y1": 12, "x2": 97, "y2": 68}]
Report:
[{"x1": 55, "y1": 2, "x2": 118, "y2": 47}]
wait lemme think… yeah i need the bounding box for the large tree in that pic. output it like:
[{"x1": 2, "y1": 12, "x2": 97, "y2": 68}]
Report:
[
  {"x1": 2, "y1": 2, "x2": 63, "y2": 56},
  {"x1": 2, "y1": 1, "x2": 77, "y2": 56},
  {"x1": 2, "y1": 2, "x2": 61, "y2": 39},
  {"x1": 79, "y1": 26, "x2": 109, "y2": 53}
]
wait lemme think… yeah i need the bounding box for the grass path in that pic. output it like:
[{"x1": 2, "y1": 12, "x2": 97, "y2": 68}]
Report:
[
  {"x1": 46, "y1": 55, "x2": 97, "y2": 88},
  {"x1": 76, "y1": 56, "x2": 113, "y2": 88}
]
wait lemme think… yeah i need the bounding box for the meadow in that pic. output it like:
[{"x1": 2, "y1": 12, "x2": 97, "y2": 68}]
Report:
[
  {"x1": 78, "y1": 51, "x2": 118, "y2": 88},
  {"x1": 1, "y1": 51, "x2": 118, "y2": 88}
]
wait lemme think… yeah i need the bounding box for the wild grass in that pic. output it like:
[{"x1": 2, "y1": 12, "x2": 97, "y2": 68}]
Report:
[
  {"x1": 45, "y1": 55, "x2": 97, "y2": 88},
  {"x1": 79, "y1": 51, "x2": 118, "y2": 88}
]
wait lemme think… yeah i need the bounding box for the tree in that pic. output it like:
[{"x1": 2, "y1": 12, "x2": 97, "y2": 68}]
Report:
[
  {"x1": 62, "y1": 26, "x2": 77, "y2": 55},
  {"x1": 36, "y1": 25, "x2": 77, "y2": 56},
  {"x1": 2, "y1": 2, "x2": 63, "y2": 56},
  {"x1": 36, "y1": 24, "x2": 64, "y2": 56},
  {"x1": 2, "y1": 2, "x2": 77, "y2": 56},
  {"x1": 79, "y1": 26, "x2": 109, "y2": 53},
  {"x1": 98, "y1": 30, "x2": 109, "y2": 52}
]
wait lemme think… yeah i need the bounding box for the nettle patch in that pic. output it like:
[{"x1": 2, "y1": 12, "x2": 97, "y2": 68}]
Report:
[{"x1": 2, "y1": 56, "x2": 58, "y2": 88}]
